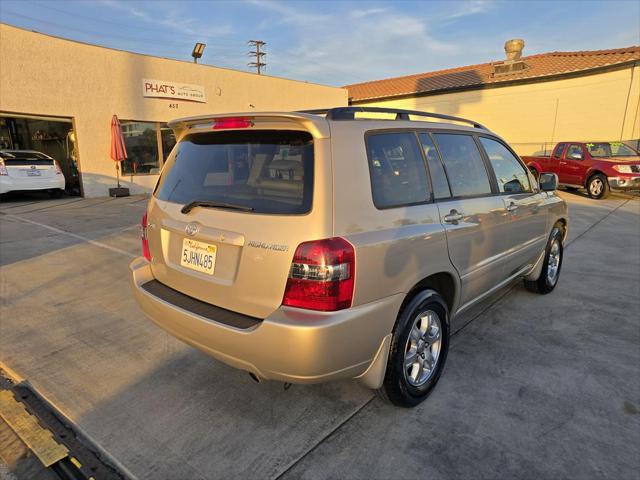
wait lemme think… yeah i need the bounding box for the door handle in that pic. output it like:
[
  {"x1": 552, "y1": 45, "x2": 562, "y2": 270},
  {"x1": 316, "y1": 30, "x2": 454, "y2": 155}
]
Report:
[
  {"x1": 559, "y1": 161, "x2": 567, "y2": 165},
  {"x1": 443, "y1": 210, "x2": 463, "y2": 223},
  {"x1": 506, "y1": 202, "x2": 518, "y2": 212}
]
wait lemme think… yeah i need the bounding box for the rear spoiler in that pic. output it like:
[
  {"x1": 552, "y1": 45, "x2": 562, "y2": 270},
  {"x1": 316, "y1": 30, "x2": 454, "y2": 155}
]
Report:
[{"x1": 167, "y1": 112, "x2": 331, "y2": 139}]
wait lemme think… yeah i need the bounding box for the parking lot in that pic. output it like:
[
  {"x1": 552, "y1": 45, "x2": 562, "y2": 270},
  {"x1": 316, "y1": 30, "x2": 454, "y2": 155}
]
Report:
[{"x1": 0, "y1": 190, "x2": 638, "y2": 479}]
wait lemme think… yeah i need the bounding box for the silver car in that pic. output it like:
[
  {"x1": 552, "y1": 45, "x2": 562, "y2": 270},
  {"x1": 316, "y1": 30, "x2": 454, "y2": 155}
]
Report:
[{"x1": 130, "y1": 107, "x2": 568, "y2": 407}]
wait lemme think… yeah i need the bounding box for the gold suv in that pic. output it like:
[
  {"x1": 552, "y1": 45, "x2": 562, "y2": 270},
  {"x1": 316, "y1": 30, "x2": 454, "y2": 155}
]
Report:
[{"x1": 130, "y1": 107, "x2": 568, "y2": 407}]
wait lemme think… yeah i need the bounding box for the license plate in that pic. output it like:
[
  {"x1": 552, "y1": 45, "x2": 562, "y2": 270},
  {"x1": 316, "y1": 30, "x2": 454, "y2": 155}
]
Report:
[
  {"x1": 26, "y1": 170, "x2": 41, "y2": 176},
  {"x1": 180, "y1": 238, "x2": 217, "y2": 275}
]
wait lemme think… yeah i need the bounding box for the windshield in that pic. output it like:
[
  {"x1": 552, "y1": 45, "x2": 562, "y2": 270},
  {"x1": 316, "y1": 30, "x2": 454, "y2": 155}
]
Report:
[
  {"x1": 586, "y1": 142, "x2": 638, "y2": 158},
  {"x1": 154, "y1": 130, "x2": 314, "y2": 214}
]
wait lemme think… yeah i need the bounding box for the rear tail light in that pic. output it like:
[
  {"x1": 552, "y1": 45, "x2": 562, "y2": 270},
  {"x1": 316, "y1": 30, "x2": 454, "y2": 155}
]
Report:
[
  {"x1": 213, "y1": 117, "x2": 253, "y2": 130},
  {"x1": 0, "y1": 159, "x2": 7, "y2": 176},
  {"x1": 141, "y1": 212, "x2": 152, "y2": 261},
  {"x1": 54, "y1": 160, "x2": 63, "y2": 175},
  {"x1": 282, "y1": 237, "x2": 355, "y2": 312}
]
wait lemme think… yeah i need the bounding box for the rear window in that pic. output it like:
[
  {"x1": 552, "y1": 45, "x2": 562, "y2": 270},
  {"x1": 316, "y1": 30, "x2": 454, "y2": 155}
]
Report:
[
  {"x1": 155, "y1": 130, "x2": 314, "y2": 214},
  {"x1": 0, "y1": 151, "x2": 53, "y2": 165}
]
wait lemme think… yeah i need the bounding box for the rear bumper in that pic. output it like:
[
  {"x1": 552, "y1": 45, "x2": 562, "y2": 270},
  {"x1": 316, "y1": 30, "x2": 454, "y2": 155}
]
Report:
[
  {"x1": 608, "y1": 175, "x2": 640, "y2": 191},
  {"x1": 130, "y1": 257, "x2": 402, "y2": 384},
  {"x1": 0, "y1": 175, "x2": 65, "y2": 194}
]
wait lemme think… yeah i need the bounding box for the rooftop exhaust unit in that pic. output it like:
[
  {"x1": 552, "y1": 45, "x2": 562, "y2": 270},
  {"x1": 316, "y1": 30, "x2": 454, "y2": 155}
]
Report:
[{"x1": 492, "y1": 39, "x2": 528, "y2": 76}]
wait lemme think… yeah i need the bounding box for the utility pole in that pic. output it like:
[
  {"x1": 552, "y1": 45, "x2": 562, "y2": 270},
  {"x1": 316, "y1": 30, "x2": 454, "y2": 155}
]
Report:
[{"x1": 248, "y1": 40, "x2": 266, "y2": 75}]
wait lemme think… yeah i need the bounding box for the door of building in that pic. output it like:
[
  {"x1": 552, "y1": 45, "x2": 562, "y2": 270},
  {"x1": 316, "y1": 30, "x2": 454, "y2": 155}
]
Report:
[{"x1": 0, "y1": 114, "x2": 81, "y2": 196}]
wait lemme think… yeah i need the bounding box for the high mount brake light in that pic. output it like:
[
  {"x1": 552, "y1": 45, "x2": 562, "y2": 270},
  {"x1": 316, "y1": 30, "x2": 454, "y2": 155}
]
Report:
[
  {"x1": 212, "y1": 117, "x2": 253, "y2": 130},
  {"x1": 141, "y1": 212, "x2": 152, "y2": 261},
  {"x1": 282, "y1": 237, "x2": 355, "y2": 312}
]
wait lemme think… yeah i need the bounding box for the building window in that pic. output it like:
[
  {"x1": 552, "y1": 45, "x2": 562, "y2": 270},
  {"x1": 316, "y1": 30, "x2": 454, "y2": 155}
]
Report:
[
  {"x1": 160, "y1": 123, "x2": 176, "y2": 161},
  {"x1": 120, "y1": 121, "x2": 177, "y2": 175}
]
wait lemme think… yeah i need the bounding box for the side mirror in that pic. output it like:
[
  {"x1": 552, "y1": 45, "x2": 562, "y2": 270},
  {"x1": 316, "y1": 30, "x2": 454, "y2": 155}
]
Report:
[
  {"x1": 569, "y1": 152, "x2": 583, "y2": 160},
  {"x1": 539, "y1": 172, "x2": 558, "y2": 192}
]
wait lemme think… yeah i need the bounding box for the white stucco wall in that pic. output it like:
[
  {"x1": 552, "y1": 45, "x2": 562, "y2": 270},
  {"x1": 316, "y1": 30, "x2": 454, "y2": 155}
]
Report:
[{"x1": 0, "y1": 24, "x2": 348, "y2": 197}]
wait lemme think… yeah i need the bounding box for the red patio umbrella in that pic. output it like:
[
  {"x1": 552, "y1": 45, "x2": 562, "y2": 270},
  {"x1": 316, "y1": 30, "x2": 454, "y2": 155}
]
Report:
[{"x1": 110, "y1": 115, "x2": 127, "y2": 188}]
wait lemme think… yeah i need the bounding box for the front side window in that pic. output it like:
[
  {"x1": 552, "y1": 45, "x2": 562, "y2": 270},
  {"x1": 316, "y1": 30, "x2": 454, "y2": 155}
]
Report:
[
  {"x1": 155, "y1": 130, "x2": 314, "y2": 215},
  {"x1": 121, "y1": 121, "x2": 160, "y2": 174},
  {"x1": 566, "y1": 144, "x2": 583, "y2": 160},
  {"x1": 366, "y1": 132, "x2": 431, "y2": 208},
  {"x1": 480, "y1": 137, "x2": 531, "y2": 194},
  {"x1": 433, "y1": 134, "x2": 492, "y2": 197}
]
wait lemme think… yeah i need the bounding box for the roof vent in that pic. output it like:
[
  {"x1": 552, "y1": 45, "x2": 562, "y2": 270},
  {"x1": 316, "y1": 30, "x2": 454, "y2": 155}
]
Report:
[{"x1": 492, "y1": 39, "x2": 527, "y2": 76}]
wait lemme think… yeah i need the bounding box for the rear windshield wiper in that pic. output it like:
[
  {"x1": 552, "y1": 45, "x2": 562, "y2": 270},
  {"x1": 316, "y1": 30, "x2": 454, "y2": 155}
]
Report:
[{"x1": 181, "y1": 200, "x2": 255, "y2": 214}]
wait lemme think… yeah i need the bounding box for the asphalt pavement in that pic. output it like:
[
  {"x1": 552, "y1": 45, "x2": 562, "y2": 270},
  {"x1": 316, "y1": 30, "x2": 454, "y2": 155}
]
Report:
[{"x1": 0, "y1": 190, "x2": 638, "y2": 479}]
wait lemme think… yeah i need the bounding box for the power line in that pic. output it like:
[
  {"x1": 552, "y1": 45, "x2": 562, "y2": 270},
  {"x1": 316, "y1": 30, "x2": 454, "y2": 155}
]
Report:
[
  {"x1": 0, "y1": 10, "x2": 248, "y2": 64},
  {"x1": 247, "y1": 40, "x2": 266, "y2": 75},
  {"x1": 26, "y1": 0, "x2": 249, "y2": 48},
  {"x1": 1, "y1": 9, "x2": 361, "y2": 83}
]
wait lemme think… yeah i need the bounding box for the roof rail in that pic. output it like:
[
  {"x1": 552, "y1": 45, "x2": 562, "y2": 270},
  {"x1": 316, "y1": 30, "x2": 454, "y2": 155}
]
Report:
[{"x1": 299, "y1": 107, "x2": 487, "y2": 130}]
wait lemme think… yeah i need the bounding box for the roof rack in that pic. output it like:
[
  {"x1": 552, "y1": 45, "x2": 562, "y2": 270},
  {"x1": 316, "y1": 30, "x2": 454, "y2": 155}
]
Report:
[{"x1": 299, "y1": 107, "x2": 487, "y2": 130}]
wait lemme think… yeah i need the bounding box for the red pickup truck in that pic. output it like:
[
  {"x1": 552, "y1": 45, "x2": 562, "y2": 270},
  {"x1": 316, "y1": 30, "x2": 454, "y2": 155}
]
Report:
[{"x1": 523, "y1": 142, "x2": 640, "y2": 199}]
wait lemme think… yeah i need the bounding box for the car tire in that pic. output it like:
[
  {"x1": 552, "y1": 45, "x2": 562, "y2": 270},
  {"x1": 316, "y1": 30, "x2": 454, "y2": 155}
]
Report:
[
  {"x1": 528, "y1": 167, "x2": 539, "y2": 180},
  {"x1": 377, "y1": 290, "x2": 449, "y2": 408},
  {"x1": 48, "y1": 189, "x2": 64, "y2": 198},
  {"x1": 524, "y1": 226, "x2": 563, "y2": 294},
  {"x1": 586, "y1": 173, "x2": 610, "y2": 199}
]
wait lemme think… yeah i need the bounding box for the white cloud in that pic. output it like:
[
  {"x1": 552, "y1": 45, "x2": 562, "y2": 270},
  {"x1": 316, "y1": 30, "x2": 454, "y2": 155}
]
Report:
[
  {"x1": 444, "y1": 0, "x2": 494, "y2": 20},
  {"x1": 350, "y1": 7, "x2": 388, "y2": 19},
  {"x1": 248, "y1": 0, "x2": 462, "y2": 85},
  {"x1": 100, "y1": 0, "x2": 234, "y2": 37},
  {"x1": 246, "y1": 0, "x2": 330, "y2": 25}
]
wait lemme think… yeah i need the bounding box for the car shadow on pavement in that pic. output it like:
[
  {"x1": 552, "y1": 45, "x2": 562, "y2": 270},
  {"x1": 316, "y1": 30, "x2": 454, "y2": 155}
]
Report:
[{"x1": 71, "y1": 348, "x2": 372, "y2": 480}]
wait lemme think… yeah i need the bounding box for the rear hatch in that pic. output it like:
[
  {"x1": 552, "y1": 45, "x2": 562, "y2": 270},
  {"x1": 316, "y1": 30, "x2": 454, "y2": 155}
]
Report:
[
  {"x1": 1, "y1": 151, "x2": 58, "y2": 179},
  {"x1": 146, "y1": 114, "x2": 332, "y2": 319}
]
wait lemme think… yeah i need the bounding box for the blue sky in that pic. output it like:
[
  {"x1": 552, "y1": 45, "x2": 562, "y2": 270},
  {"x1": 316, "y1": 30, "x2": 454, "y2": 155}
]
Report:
[{"x1": 1, "y1": 0, "x2": 638, "y2": 85}]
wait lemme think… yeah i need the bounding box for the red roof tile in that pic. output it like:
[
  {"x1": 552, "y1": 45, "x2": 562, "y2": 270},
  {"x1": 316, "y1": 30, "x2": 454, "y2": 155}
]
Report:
[{"x1": 345, "y1": 46, "x2": 640, "y2": 102}]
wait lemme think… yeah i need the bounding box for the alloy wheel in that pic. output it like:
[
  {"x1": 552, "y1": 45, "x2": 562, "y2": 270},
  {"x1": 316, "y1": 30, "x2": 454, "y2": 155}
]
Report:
[
  {"x1": 403, "y1": 310, "x2": 442, "y2": 387},
  {"x1": 547, "y1": 239, "x2": 561, "y2": 285}
]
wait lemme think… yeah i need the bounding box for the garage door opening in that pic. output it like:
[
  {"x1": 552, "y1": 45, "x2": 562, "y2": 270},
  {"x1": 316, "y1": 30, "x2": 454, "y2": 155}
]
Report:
[{"x1": 0, "y1": 114, "x2": 82, "y2": 196}]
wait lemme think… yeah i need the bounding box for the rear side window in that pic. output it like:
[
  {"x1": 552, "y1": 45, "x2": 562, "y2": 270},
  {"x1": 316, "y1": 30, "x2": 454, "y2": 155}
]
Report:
[
  {"x1": 154, "y1": 130, "x2": 313, "y2": 214},
  {"x1": 479, "y1": 137, "x2": 531, "y2": 193},
  {"x1": 552, "y1": 143, "x2": 565, "y2": 158},
  {"x1": 366, "y1": 132, "x2": 430, "y2": 208},
  {"x1": 433, "y1": 134, "x2": 492, "y2": 197},
  {"x1": 418, "y1": 133, "x2": 451, "y2": 199}
]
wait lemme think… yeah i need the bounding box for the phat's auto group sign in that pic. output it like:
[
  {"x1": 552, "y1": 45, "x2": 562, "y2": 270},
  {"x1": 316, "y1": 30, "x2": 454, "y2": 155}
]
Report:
[{"x1": 142, "y1": 79, "x2": 206, "y2": 103}]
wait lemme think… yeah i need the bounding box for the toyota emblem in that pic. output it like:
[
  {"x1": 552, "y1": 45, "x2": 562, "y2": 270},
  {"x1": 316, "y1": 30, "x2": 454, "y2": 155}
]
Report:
[{"x1": 185, "y1": 223, "x2": 199, "y2": 236}]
